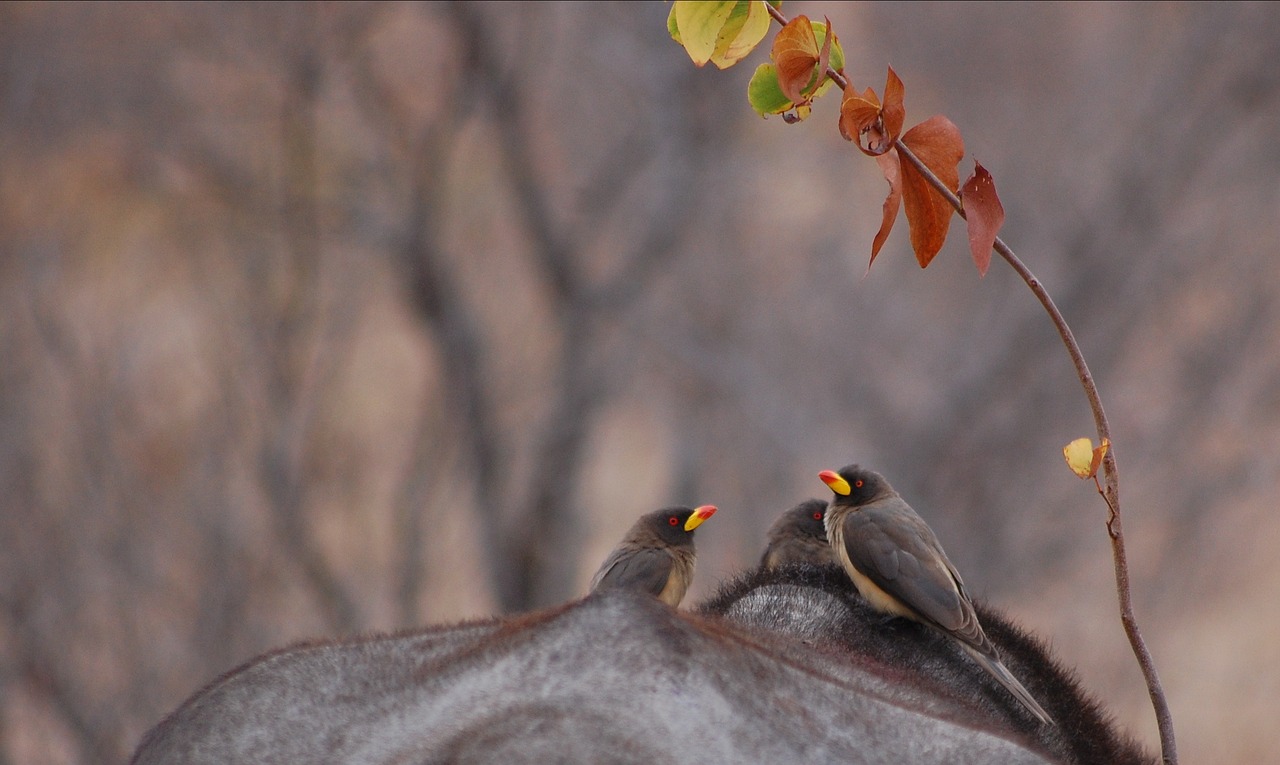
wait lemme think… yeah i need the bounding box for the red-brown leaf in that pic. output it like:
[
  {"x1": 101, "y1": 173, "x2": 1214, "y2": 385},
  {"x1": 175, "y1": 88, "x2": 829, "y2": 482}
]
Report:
[
  {"x1": 837, "y1": 67, "x2": 905, "y2": 156},
  {"x1": 959, "y1": 161, "x2": 1004, "y2": 277},
  {"x1": 899, "y1": 116, "x2": 965, "y2": 268},
  {"x1": 880, "y1": 66, "x2": 905, "y2": 145},
  {"x1": 869, "y1": 150, "x2": 903, "y2": 270},
  {"x1": 838, "y1": 84, "x2": 881, "y2": 146},
  {"x1": 813, "y1": 16, "x2": 833, "y2": 97},
  {"x1": 772, "y1": 16, "x2": 819, "y2": 105}
]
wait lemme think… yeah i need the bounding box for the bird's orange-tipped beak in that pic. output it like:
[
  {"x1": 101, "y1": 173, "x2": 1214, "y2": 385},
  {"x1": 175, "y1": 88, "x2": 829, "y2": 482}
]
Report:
[
  {"x1": 684, "y1": 505, "x2": 717, "y2": 531},
  {"x1": 819, "y1": 470, "x2": 852, "y2": 496}
]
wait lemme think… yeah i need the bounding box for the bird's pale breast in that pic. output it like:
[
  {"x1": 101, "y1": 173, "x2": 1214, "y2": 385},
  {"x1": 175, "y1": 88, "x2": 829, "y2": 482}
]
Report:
[{"x1": 828, "y1": 513, "x2": 919, "y2": 620}]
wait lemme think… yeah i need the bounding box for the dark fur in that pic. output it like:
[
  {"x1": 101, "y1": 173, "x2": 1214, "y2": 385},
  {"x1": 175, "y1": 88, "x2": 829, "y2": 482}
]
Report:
[{"x1": 698, "y1": 564, "x2": 1154, "y2": 765}]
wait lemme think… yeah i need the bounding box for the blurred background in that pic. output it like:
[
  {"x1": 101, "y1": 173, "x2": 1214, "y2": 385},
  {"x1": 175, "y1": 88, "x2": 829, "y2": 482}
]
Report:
[{"x1": 1, "y1": 2, "x2": 1277, "y2": 762}]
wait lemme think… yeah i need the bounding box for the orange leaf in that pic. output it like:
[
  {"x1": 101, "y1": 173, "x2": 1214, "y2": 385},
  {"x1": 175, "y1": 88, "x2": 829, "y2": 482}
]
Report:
[
  {"x1": 1092, "y1": 438, "x2": 1111, "y2": 477},
  {"x1": 838, "y1": 67, "x2": 905, "y2": 156},
  {"x1": 772, "y1": 15, "x2": 819, "y2": 105},
  {"x1": 869, "y1": 150, "x2": 902, "y2": 269},
  {"x1": 880, "y1": 66, "x2": 905, "y2": 145},
  {"x1": 814, "y1": 16, "x2": 833, "y2": 98},
  {"x1": 899, "y1": 116, "x2": 965, "y2": 268},
  {"x1": 838, "y1": 84, "x2": 881, "y2": 147},
  {"x1": 959, "y1": 161, "x2": 1004, "y2": 277}
]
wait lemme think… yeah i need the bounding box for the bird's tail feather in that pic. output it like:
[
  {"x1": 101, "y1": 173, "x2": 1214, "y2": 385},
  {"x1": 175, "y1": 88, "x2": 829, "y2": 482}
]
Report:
[{"x1": 960, "y1": 643, "x2": 1054, "y2": 725}]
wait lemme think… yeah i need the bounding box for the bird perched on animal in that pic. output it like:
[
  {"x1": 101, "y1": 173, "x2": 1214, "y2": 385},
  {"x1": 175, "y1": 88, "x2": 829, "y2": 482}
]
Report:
[
  {"x1": 759, "y1": 498, "x2": 837, "y2": 570},
  {"x1": 819, "y1": 465, "x2": 1053, "y2": 725},
  {"x1": 590, "y1": 505, "x2": 717, "y2": 608}
]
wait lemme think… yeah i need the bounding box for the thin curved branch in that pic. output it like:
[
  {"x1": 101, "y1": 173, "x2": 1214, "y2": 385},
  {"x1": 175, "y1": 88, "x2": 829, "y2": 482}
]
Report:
[
  {"x1": 762, "y1": 4, "x2": 1175, "y2": 763},
  {"x1": 893, "y1": 135, "x2": 1175, "y2": 765}
]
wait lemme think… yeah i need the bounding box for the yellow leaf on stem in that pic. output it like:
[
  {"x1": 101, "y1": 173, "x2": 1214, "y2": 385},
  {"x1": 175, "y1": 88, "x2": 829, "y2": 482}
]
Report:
[{"x1": 1064, "y1": 437, "x2": 1110, "y2": 479}]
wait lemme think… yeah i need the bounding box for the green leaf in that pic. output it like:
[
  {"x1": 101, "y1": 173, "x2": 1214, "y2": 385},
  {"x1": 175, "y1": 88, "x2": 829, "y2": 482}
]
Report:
[
  {"x1": 747, "y1": 63, "x2": 793, "y2": 117},
  {"x1": 672, "y1": 0, "x2": 738, "y2": 67}
]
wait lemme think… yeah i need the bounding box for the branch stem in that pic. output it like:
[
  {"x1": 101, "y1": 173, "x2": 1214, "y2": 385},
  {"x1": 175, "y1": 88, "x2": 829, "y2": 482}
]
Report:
[
  {"x1": 894, "y1": 135, "x2": 1176, "y2": 765},
  {"x1": 762, "y1": 5, "x2": 1176, "y2": 762}
]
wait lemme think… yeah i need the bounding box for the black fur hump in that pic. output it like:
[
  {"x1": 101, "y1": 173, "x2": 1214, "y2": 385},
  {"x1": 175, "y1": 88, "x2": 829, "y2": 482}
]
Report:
[{"x1": 697, "y1": 565, "x2": 1153, "y2": 765}]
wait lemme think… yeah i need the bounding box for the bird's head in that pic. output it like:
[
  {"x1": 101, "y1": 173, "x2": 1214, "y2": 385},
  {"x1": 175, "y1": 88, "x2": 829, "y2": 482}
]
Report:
[
  {"x1": 645, "y1": 505, "x2": 717, "y2": 545},
  {"x1": 780, "y1": 498, "x2": 829, "y2": 540},
  {"x1": 818, "y1": 465, "x2": 895, "y2": 506}
]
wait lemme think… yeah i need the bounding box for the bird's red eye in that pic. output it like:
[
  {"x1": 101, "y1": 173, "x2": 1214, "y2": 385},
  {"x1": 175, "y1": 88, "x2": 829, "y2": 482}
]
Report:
[
  {"x1": 854, "y1": 479, "x2": 864, "y2": 488},
  {"x1": 668, "y1": 516, "x2": 680, "y2": 526},
  {"x1": 812, "y1": 511, "x2": 823, "y2": 520}
]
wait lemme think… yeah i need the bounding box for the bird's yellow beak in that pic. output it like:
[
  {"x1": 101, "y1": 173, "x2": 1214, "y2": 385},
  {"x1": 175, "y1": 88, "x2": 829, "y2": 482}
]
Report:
[
  {"x1": 819, "y1": 470, "x2": 852, "y2": 496},
  {"x1": 684, "y1": 505, "x2": 717, "y2": 531}
]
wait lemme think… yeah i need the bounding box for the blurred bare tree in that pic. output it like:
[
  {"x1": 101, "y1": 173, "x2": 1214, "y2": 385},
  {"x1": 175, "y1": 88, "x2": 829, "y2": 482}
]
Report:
[{"x1": 0, "y1": 3, "x2": 1278, "y2": 764}]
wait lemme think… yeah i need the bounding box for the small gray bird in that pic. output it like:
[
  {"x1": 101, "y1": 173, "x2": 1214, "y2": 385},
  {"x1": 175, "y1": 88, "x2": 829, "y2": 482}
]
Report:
[
  {"x1": 590, "y1": 505, "x2": 717, "y2": 608},
  {"x1": 760, "y1": 499, "x2": 837, "y2": 570},
  {"x1": 819, "y1": 465, "x2": 1053, "y2": 725}
]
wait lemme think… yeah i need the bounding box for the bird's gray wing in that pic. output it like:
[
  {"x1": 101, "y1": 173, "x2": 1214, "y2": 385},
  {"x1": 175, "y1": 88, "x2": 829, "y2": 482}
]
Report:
[
  {"x1": 589, "y1": 547, "x2": 673, "y2": 597},
  {"x1": 841, "y1": 500, "x2": 1048, "y2": 721},
  {"x1": 840, "y1": 500, "x2": 980, "y2": 640}
]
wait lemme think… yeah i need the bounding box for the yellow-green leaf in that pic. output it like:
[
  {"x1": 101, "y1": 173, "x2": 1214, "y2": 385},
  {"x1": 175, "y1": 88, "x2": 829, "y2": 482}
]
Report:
[
  {"x1": 709, "y1": 1, "x2": 772, "y2": 69},
  {"x1": 1063, "y1": 438, "x2": 1095, "y2": 478},
  {"x1": 672, "y1": 0, "x2": 738, "y2": 67},
  {"x1": 667, "y1": 4, "x2": 682, "y2": 44},
  {"x1": 1064, "y1": 437, "x2": 1109, "y2": 479}
]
